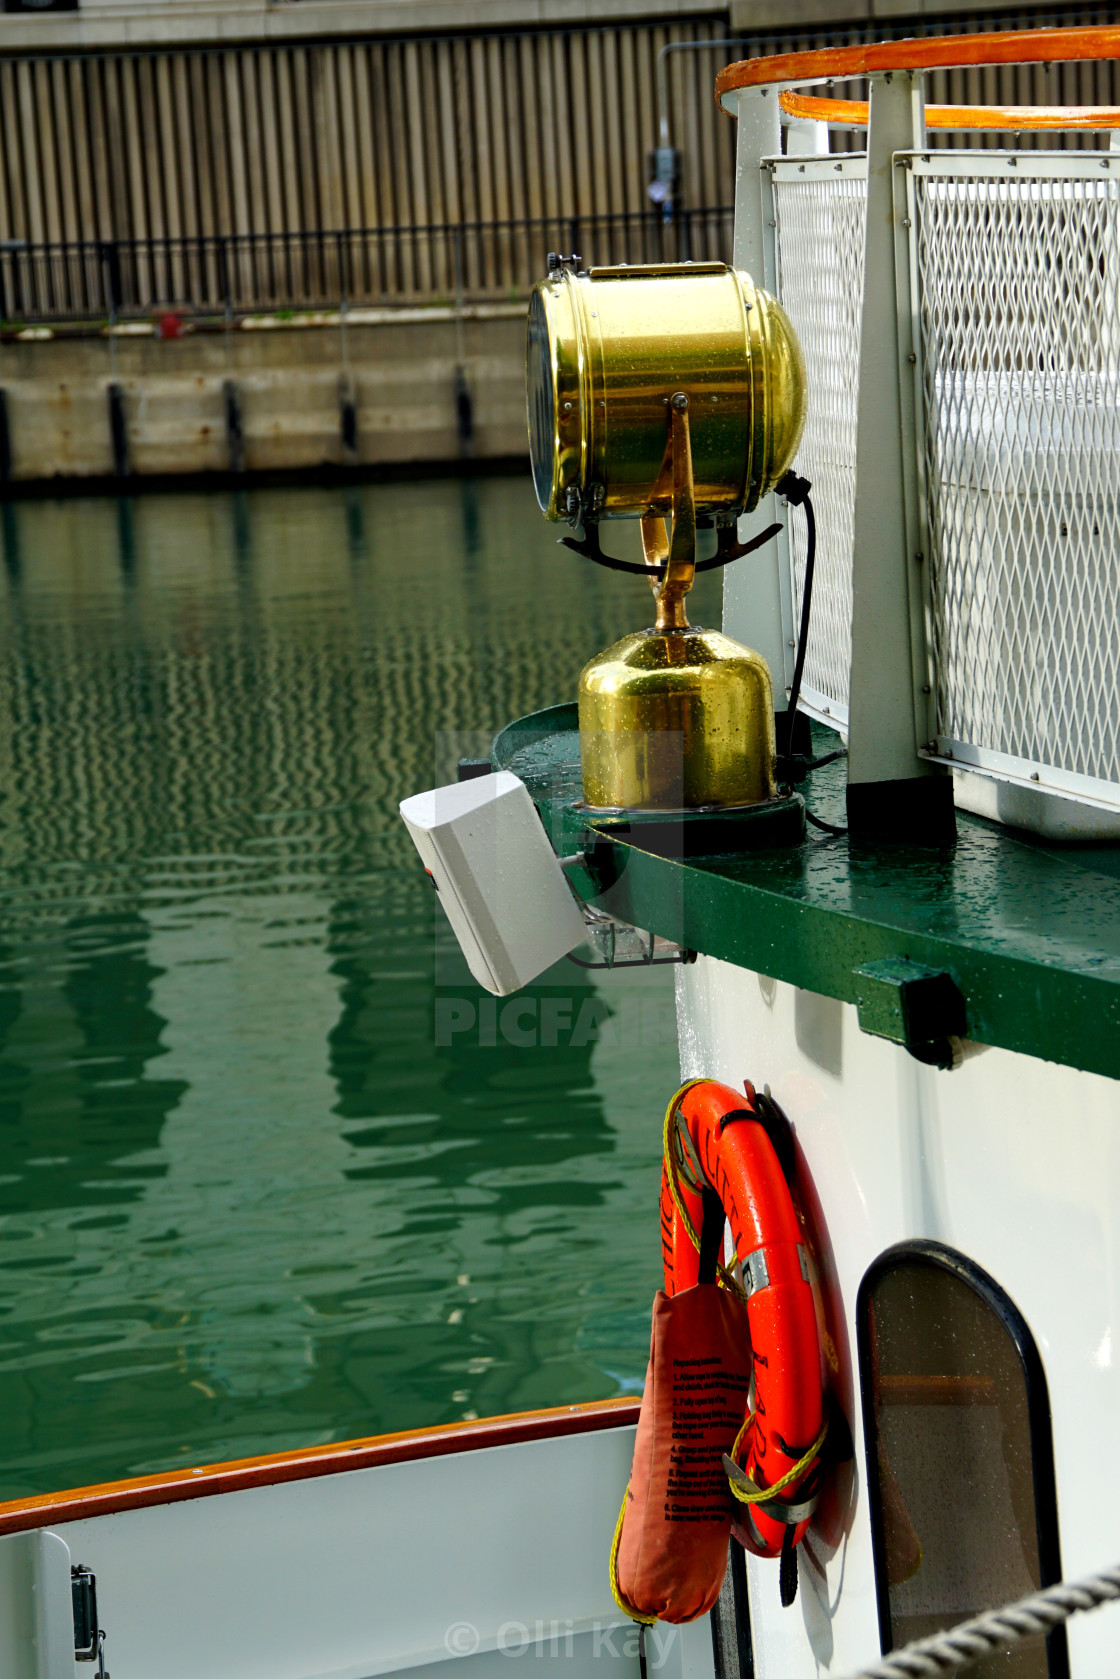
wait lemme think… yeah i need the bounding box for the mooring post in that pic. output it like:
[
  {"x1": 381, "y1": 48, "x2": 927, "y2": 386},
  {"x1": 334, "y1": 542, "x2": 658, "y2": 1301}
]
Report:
[
  {"x1": 0, "y1": 388, "x2": 11, "y2": 484},
  {"x1": 223, "y1": 379, "x2": 245, "y2": 475},
  {"x1": 454, "y1": 366, "x2": 474, "y2": 459},
  {"x1": 107, "y1": 382, "x2": 130, "y2": 478},
  {"x1": 338, "y1": 372, "x2": 358, "y2": 464},
  {"x1": 452, "y1": 225, "x2": 474, "y2": 460}
]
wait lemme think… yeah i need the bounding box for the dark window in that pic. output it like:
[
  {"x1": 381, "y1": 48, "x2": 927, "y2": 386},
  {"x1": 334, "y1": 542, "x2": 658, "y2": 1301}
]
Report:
[
  {"x1": 858, "y1": 1242, "x2": 1066, "y2": 1679},
  {"x1": 3, "y1": 0, "x2": 77, "y2": 12}
]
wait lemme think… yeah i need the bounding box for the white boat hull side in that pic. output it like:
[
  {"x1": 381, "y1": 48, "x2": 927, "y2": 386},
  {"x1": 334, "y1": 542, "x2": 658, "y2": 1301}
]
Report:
[
  {"x1": 39, "y1": 1425, "x2": 717, "y2": 1679},
  {"x1": 677, "y1": 954, "x2": 1120, "y2": 1679},
  {"x1": 0, "y1": 1532, "x2": 73, "y2": 1679}
]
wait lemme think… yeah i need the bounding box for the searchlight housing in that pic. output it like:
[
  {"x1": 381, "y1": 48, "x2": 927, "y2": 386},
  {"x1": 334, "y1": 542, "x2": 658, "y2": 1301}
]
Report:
[{"x1": 526, "y1": 257, "x2": 809, "y2": 815}]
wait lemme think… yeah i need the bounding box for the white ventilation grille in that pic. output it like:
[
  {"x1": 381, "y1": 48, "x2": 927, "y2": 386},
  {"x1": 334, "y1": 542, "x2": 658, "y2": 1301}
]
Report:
[
  {"x1": 771, "y1": 164, "x2": 866, "y2": 726},
  {"x1": 914, "y1": 161, "x2": 1120, "y2": 797}
]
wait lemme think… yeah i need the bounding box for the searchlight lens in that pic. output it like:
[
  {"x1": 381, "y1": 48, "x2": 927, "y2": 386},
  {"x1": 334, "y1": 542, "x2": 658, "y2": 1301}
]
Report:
[{"x1": 527, "y1": 289, "x2": 556, "y2": 515}]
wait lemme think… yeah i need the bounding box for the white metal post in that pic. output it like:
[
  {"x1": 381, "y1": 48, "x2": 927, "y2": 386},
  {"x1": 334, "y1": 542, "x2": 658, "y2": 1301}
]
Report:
[
  {"x1": 721, "y1": 85, "x2": 795, "y2": 706},
  {"x1": 845, "y1": 71, "x2": 955, "y2": 842},
  {"x1": 785, "y1": 117, "x2": 829, "y2": 157}
]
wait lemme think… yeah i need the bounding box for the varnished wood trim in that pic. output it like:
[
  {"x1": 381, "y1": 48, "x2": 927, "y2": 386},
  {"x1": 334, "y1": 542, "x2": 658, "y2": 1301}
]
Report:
[
  {"x1": 0, "y1": 1397, "x2": 641, "y2": 1538},
  {"x1": 717, "y1": 27, "x2": 1120, "y2": 103},
  {"x1": 780, "y1": 88, "x2": 1120, "y2": 132}
]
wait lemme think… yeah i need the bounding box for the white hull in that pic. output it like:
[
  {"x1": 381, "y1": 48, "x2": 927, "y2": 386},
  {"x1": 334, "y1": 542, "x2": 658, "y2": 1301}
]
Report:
[
  {"x1": 678, "y1": 955, "x2": 1120, "y2": 1679},
  {"x1": 0, "y1": 1407, "x2": 717, "y2": 1679}
]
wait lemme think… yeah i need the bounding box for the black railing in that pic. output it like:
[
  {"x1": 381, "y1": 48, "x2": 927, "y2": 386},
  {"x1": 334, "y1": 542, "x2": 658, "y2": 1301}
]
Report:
[{"x1": 0, "y1": 207, "x2": 734, "y2": 327}]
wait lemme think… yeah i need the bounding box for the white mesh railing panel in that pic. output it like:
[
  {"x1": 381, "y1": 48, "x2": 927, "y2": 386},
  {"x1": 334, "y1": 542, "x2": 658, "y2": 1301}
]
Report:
[
  {"x1": 773, "y1": 171, "x2": 866, "y2": 721},
  {"x1": 916, "y1": 168, "x2": 1120, "y2": 788}
]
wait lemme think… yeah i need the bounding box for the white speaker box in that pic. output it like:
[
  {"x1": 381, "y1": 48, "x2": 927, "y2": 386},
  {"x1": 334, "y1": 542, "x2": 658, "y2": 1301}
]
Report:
[{"x1": 399, "y1": 772, "x2": 587, "y2": 997}]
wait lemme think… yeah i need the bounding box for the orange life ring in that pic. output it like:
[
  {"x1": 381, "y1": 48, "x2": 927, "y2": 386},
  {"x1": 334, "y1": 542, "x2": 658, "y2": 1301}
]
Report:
[{"x1": 660, "y1": 1078, "x2": 825, "y2": 1566}]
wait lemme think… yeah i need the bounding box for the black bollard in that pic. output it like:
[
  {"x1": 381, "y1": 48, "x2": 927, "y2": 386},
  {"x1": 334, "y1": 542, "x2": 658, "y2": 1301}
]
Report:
[
  {"x1": 0, "y1": 388, "x2": 11, "y2": 483},
  {"x1": 338, "y1": 372, "x2": 358, "y2": 464},
  {"x1": 223, "y1": 378, "x2": 245, "y2": 475},
  {"x1": 107, "y1": 381, "x2": 130, "y2": 478},
  {"x1": 454, "y1": 365, "x2": 474, "y2": 459}
]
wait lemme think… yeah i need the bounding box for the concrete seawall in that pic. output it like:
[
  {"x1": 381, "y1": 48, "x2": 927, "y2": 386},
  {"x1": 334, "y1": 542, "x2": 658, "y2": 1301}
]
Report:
[{"x1": 0, "y1": 306, "x2": 528, "y2": 483}]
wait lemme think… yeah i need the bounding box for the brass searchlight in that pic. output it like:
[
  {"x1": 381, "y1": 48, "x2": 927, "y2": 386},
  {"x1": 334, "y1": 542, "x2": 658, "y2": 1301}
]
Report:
[{"x1": 526, "y1": 258, "x2": 807, "y2": 813}]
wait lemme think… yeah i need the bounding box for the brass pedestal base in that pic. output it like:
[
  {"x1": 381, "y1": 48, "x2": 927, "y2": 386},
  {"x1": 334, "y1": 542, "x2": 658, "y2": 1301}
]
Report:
[{"x1": 578, "y1": 626, "x2": 777, "y2": 812}]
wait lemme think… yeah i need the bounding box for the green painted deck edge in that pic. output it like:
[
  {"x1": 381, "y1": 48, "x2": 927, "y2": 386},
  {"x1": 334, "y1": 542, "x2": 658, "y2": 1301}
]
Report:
[{"x1": 493, "y1": 703, "x2": 1120, "y2": 1084}]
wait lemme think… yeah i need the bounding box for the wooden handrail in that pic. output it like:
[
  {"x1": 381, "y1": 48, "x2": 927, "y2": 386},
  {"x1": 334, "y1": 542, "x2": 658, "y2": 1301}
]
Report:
[
  {"x1": 716, "y1": 25, "x2": 1120, "y2": 102},
  {"x1": 780, "y1": 88, "x2": 1120, "y2": 132}
]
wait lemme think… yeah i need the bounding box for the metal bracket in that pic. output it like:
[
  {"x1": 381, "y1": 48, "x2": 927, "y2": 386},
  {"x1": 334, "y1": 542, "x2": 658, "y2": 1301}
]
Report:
[
  {"x1": 853, "y1": 957, "x2": 966, "y2": 1069},
  {"x1": 559, "y1": 387, "x2": 785, "y2": 605},
  {"x1": 72, "y1": 1565, "x2": 109, "y2": 1678},
  {"x1": 742, "y1": 1246, "x2": 771, "y2": 1297},
  {"x1": 565, "y1": 902, "x2": 696, "y2": 969},
  {"x1": 558, "y1": 518, "x2": 783, "y2": 578},
  {"x1": 650, "y1": 393, "x2": 698, "y2": 630},
  {"x1": 722, "y1": 1455, "x2": 821, "y2": 1526}
]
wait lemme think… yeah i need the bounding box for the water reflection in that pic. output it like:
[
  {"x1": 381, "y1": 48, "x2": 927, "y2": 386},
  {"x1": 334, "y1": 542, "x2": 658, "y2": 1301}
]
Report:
[{"x1": 0, "y1": 480, "x2": 720, "y2": 1498}]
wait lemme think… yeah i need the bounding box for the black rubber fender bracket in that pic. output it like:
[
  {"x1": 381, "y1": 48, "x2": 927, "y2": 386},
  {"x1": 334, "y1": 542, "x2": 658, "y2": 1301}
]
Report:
[
  {"x1": 718, "y1": 1092, "x2": 797, "y2": 1189},
  {"x1": 853, "y1": 958, "x2": 967, "y2": 1071}
]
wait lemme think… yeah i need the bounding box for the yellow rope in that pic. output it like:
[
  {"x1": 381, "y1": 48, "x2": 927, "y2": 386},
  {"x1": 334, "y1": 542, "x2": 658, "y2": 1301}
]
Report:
[
  {"x1": 725, "y1": 1414, "x2": 829, "y2": 1506},
  {"x1": 661, "y1": 1080, "x2": 748, "y2": 1302},
  {"x1": 661, "y1": 1079, "x2": 708, "y2": 1251},
  {"x1": 608, "y1": 1483, "x2": 658, "y2": 1625}
]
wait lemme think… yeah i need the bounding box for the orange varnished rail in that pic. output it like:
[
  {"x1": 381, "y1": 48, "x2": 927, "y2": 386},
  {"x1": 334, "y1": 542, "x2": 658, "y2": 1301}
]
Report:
[
  {"x1": 716, "y1": 26, "x2": 1120, "y2": 103},
  {"x1": 780, "y1": 87, "x2": 1120, "y2": 131},
  {"x1": 0, "y1": 1396, "x2": 641, "y2": 1538}
]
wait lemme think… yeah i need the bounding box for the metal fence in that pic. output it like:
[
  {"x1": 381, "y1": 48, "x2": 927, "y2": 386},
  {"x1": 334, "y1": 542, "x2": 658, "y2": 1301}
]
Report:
[
  {"x1": 914, "y1": 155, "x2": 1120, "y2": 797},
  {"x1": 0, "y1": 207, "x2": 734, "y2": 326},
  {"x1": 768, "y1": 142, "x2": 1120, "y2": 813},
  {"x1": 771, "y1": 161, "x2": 867, "y2": 730}
]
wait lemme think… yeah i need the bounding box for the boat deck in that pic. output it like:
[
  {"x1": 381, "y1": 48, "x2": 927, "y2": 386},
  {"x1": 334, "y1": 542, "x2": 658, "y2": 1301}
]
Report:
[{"x1": 494, "y1": 704, "x2": 1120, "y2": 1080}]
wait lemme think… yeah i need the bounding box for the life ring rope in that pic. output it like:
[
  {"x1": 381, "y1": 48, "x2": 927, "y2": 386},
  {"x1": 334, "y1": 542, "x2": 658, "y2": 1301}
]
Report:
[
  {"x1": 724, "y1": 1413, "x2": 828, "y2": 1507},
  {"x1": 609, "y1": 1483, "x2": 659, "y2": 1625},
  {"x1": 661, "y1": 1079, "x2": 750, "y2": 1302}
]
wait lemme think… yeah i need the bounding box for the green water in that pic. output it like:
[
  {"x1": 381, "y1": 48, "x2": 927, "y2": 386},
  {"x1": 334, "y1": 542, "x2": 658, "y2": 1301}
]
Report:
[{"x1": 0, "y1": 478, "x2": 721, "y2": 1502}]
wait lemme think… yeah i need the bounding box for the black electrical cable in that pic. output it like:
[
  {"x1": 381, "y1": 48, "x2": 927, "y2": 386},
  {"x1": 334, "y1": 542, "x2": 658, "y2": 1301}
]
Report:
[
  {"x1": 804, "y1": 808, "x2": 849, "y2": 838},
  {"x1": 779, "y1": 473, "x2": 816, "y2": 763},
  {"x1": 803, "y1": 748, "x2": 846, "y2": 773},
  {"x1": 774, "y1": 472, "x2": 849, "y2": 838}
]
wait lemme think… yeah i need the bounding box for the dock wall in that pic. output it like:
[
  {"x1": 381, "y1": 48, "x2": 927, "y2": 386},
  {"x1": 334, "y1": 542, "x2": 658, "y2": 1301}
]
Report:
[{"x1": 0, "y1": 309, "x2": 528, "y2": 481}]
